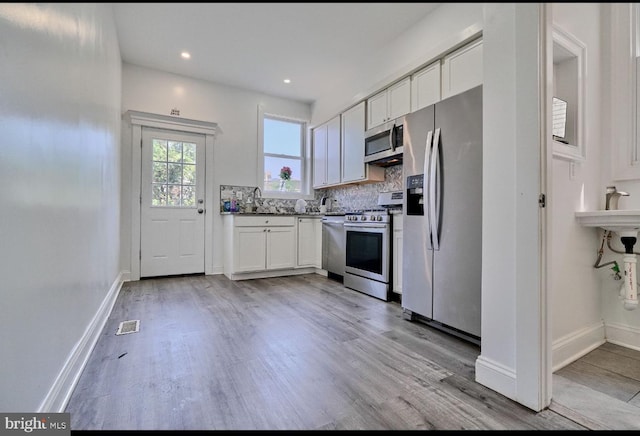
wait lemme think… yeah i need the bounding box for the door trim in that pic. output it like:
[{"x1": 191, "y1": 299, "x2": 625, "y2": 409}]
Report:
[{"x1": 124, "y1": 111, "x2": 219, "y2": 281}]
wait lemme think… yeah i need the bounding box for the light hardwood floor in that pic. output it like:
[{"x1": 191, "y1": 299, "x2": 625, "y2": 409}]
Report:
[
  {"x1": 66, "y1": 273, "x2": 586, "y2": 430},
  {"x1": 551, "y1": 342, "x2": 640, "y2": 430}
]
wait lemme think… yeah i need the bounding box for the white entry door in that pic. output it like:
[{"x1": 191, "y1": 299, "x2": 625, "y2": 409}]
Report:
[{"x1": 140, "y1": 127, "x2": 206, "y2": 277}]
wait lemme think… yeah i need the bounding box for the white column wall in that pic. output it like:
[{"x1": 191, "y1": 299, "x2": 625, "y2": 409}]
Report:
[
  {"x1": 0, "y1": 4, "x2": 122, "y2": 411},
  {"x1": 476, "y1": 3, "x2": 546, "y2": 411},
  {"x1": 120, "y1": 64, "x2": 311, "y2": 275}
]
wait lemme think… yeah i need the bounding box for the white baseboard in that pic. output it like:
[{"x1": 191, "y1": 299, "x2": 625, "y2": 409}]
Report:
[
  {"x1": 552, "y1": 321, "x2": 605, "y2": 372},
  {"x1": 475, "y1": 354, "x2": 517, "y2": 402},
  {"x1": 38, "y1": 272, "x2": 124, "y2": 413},
  {"x1": 605, "y1": 322, "x2": 640, "y2": 351}
]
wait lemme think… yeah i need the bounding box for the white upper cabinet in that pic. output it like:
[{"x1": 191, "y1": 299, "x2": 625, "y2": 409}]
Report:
[
  {"x1": 411, "y1": 60, "x2": 441, "y2": 112},
  {"x1": 312, "y1": 115, "x2": 341, "y2": 189},
  {"x1": 312, "y1": 122, "x2": 328, "y2": 188},
  {"x1": 367, "y1": 77, "x2": 411, "y2": 130},
  {"x1": 326, "y1": 116, "x2": 341, "y2": 185},
  {"x1": 441, "y1": 38, "x2": 483, "y2": 100},
  {"x1": 342, "y1": 102, "x2": 367, "y2": 182},
  {"x1": 342, "y1": 101, "x2": 385, "y2": 183}
]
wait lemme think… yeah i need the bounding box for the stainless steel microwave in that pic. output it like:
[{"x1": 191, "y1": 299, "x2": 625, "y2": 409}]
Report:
[{"x1": 363, "y1": 117, "x2": 404, "y2": 166}]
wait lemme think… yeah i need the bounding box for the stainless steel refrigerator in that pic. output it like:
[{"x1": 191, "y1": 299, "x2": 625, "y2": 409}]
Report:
[{"x1": 402, "y1": 85, "x2": 482, "y2": 342}]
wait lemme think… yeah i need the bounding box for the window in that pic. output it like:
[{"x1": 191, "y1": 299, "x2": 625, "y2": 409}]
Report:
[{"x1": 260, "y1": 111, "x2": 308, "y2": 196}]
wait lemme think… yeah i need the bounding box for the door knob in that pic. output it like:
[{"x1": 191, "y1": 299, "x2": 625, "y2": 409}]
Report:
[{"x1": 197, "y1": 208, "x2": 204, "y2": 214}]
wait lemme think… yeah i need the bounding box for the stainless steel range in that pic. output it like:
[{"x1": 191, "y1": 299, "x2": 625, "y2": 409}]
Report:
[{"x1": 343, "y1": 192, "x2": 402, "y2": 301}]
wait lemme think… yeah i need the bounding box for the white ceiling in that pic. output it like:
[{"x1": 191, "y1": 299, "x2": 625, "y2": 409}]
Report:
[{"x1": 112, "y1": 3, "x2": 442, "y2": 104}]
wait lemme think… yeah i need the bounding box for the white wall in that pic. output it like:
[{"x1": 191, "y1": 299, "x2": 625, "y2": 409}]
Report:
[
  {"x1": 550, "y1": 4, "x2": 607, "y2": 367},
  {"x1": 120, "y1": 64, "x2": 311, "y2": 275},
  {"x1": 0, "y1": 4, "x2": 122, "y2": 411},
  {"x1": 599, "y1": 4, "x2": 640, "y2": 349},
  {"x1": 311, "y1": 3, "x2": 483, "y2": 126}
]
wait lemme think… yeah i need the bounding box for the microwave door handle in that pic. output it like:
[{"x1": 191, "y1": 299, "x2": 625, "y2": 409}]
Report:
[
  {"x1": 390, "y1": 124, "x2": 396, "y2": 152},
  {"x1": 430, "y1": 128, "x2": 441, "y2": 250},
  {"x1": 423, "y1": 129, "x2": 433, "y2": 250}
]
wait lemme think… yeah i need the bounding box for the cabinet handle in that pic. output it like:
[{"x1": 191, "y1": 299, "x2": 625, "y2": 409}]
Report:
[
  {"x1": 267, "y1": 229, "x2": 271, "y2": 232},
  {"x1": 263, "y1": 229, "x2": 267, "y2": 232}
]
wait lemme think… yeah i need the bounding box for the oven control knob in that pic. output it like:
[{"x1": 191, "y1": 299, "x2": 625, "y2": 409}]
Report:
[
  {"x1": 362, "y1": 216, "x2": 367, "y2": 221},
  {"x1": 377, "y1": 216, "x2": 382, "y2": 221}
]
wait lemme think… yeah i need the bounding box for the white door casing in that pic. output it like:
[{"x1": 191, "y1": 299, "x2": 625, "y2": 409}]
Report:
[
  {"x1": 124, "y1": 110, "x2": 218, "y2": 281},
  {"x1": 140, "y1": 127, "x2": 205, "y2": 277}
]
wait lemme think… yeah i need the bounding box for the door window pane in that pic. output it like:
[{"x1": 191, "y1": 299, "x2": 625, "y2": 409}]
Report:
[{"x1": 151, "y1": 139, "x2": 197, "y2": 207}]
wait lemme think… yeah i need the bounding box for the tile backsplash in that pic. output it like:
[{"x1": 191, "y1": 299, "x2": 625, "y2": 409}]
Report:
[
  {"x1": 321, "y1": 165, "x2": 402, "y2": 211},
  {"x1": 220, "y1": 164, "x2": 402, "y2": 214}
]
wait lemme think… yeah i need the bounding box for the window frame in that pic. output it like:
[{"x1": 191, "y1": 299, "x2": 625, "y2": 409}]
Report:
[{"x1": 257, "y1": 105, "x2": 313, "y2": 199}]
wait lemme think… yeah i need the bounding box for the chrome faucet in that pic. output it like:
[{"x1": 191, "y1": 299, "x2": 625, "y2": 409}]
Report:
[
  {"x1": 252, "y1": 186, "x2": 262, "y2": 200},
  {"x1": 605, "y1": 186, "x2": 629, "y2": 210},
  {"x1": 250, "y1": 186, "x2": 262, "y2": 212}
]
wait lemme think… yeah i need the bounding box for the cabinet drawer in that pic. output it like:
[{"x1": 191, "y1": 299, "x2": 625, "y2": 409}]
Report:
[{"x1": 233, "y1": 216, "x2": 295, "y2": 227}]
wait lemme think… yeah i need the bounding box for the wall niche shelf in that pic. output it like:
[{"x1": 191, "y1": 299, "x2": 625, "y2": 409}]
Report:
[{"x1": 552, "y1": 25, "x2": 586, "y2": 162}]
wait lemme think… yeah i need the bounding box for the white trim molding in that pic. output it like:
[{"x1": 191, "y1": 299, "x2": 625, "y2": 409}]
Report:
[
  {"x1": 551, "y1": 24, "x2": 586, "y2": 162},
  {"x1": 551, "y1": 321, "x2": 606, "y2": 372},
  {"x1": 38, "y1": 273, "x2": 124, "y2": 413},
  {"x1": 605, "y1": 321, "x2": 640, "y2": 351},
  {"x1": 475, "y1": 355, "x2": 517, "y2": 401}
]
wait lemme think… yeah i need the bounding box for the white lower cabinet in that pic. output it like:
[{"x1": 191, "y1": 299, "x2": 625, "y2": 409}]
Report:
[
  {"x1": 233, "y1": 225, "x2": 295, "y2": 272},
  {"x1": 297, "y1": 217, "x2": 322, "y2": 268},
  {"x1": 392, "y1": 215, "x2": 403, "y2": 294},
  {"x1": 223, "y1": 214, "x2": 321, "y2": 280},
  {"x1": 267, "y1": 226, "x2": 296, "y2": 270}
]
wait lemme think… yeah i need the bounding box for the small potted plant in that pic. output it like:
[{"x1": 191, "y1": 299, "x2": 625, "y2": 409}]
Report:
[{"x1": 279, "y1": 166, "x2": 292, "y2": 191}]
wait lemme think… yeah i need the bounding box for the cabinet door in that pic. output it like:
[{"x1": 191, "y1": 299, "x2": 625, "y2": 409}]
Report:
[
  {"x1": 297, "y1": 218, "x2": 317, "y2": 267},
  {"x1": 312, "y1": 124, "x2": 327, "y2": 188},
  {"x1": 314, "y1": 218, "x2": 322, "y2": 268},
  {"x1": 388, "y1": 77, "x2": 411, "y2": 120},
  {"x1": 234, "y1": 227, "x2": 266, "y2": 272},
  {"x1": 342, "y1": 101, "x2": 366, "y2": 182},
  {"x1": 393, "y1": 228, "x2": 403, "y2": 294},
  {"x1": 266, "y1": 227, "x2": 296, "y2": 270},
  {"x1": 441, "y1": 38, "x2": 483, "y2": 100},
  {"x1": 411, "y1": 60, "x2": 441, "y2": 112},
  {"x1": 326, "y1": 116, "x2": 341, "y2": 185},
  {"x1": 367, "y1": 90, "x2": 388, "y2": 130}
]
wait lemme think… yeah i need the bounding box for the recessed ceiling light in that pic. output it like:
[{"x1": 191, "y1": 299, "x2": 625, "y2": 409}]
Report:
[
  {"x1": 283, "y1": 79, "x2": 291, "y2": 84},
  {"x1": 181, "y1": 52, "x2": 191, "y2": 59}
]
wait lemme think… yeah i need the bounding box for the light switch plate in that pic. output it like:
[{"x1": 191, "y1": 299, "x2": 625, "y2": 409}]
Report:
[{"x1": 236, "y1": 191, "x2": 243, "y2": 200}]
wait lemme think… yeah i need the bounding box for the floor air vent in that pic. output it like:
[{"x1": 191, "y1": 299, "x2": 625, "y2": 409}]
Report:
[{"x1": 115, "y1": 320, "x2": 140, "y2": 335}]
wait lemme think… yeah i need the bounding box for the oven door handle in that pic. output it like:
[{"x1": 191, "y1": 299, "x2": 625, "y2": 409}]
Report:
[{"x1": 344, "y1": 223, "x2": 389, "y2": 229}]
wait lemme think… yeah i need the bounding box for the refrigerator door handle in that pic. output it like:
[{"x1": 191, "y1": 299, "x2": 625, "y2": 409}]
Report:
[
  {"x1": 430, "y1": 128, "x2": 441, "y2": 250},
  {"x1": 423, "y1": 129, "x2": 433, "y2": 250}
]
